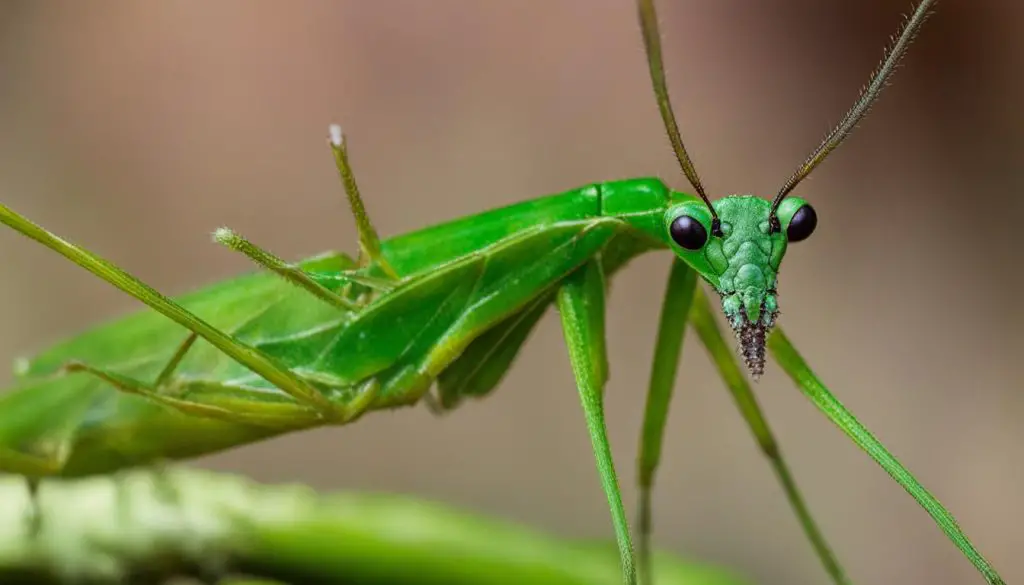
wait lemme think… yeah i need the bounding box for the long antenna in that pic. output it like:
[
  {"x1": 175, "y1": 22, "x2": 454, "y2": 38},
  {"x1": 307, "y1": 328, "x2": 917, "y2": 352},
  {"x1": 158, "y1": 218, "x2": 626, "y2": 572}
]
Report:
[
  {"x1": 637, "y1": 0, "x2": 721, "y2": 235},
  {"x1": 770, "y1": 0, "x2": 935, "y2": 220}
]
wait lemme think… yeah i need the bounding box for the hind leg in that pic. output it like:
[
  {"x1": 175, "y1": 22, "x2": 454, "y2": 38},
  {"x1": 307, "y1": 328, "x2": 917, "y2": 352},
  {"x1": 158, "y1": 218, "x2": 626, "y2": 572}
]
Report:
[
  {"x1": 0, "y1": 202, "x2": 338, "y2": 416},
  {"x1": 0, "y1": 446, "x2": 70, "y2": 536},
  {"x1": 0, "y1": 447, "x2": 67, "y2": 477},
  {"x1": 51, "y1": 332, "x2": 305, "y2": 426},
  {"x1": 216, "y1": 127, "x2": 403, "y2": 314},
  {"x1": 58, "y1": 329, "x2": 379, "y2": 427},
  {"x1": 328, "y1": 125, "x2": 400, "y2": 279},
  {"x1": 213, "y1": 230, "x2": 362, "y2": 312},
  {"x1": 59, "y1": 362, "x2": 324, "y2": 428}
]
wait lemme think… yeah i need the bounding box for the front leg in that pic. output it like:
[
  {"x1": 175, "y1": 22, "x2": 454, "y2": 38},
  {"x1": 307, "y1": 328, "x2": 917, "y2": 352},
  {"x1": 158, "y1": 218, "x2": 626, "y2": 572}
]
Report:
[
  {"x1": 768, "y1": 328, "x2": 1007, "y2": 585},
  {"x1": 556, "y1": 259, "x2": 635, "y2": 585},
  {"x1": 688, "y1": 288, "x2": 849, "y2": 585},
  {"x1": 634, "y1": 257, "x2": 697, "y2": 585}
]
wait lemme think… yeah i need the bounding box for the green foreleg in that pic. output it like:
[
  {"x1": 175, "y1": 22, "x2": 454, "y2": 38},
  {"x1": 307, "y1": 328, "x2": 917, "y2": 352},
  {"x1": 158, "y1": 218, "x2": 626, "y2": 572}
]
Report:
[
  {"x1": 635, "y1": 258, "x2": 697, "y2": 584},
  {"x1": 635, "y1": 260, "x2": 848, "y2": 585},
  {"x1": 768, "y1": 328, "x2": 1006, "y2": 585},
  {"x1": 0, "y1": 202, "x2": 335, "y2": 417},
  {"x1": 557, "y1": 260, "x2": 636, "y2": 585},
  {"x1": 689, "y1": 289, "x2": 849, "y2": 585}
]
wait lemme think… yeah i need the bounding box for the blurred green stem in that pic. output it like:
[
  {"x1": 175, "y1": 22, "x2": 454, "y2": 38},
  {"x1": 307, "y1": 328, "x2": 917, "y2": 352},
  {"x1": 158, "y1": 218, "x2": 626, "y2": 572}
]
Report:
[{"x1": 0, "y1": 468, "x2": 747, "y2": 585}]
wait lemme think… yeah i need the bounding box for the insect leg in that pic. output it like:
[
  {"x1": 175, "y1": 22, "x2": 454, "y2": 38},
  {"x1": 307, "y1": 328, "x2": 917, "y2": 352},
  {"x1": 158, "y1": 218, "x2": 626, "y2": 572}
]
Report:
[
  {"x1": 0, "y1": 447, "x2": 67, "y2": 476},
  {"x1": 216, "y1": 227, "x2": 396, "y2": 311},
  {"x1": 308, "y1": 270, "x2": 396, "y2": 293},
  {"x1": 413, "y1": 222, "x2": 616, "y2": 414},
  {"x1": 155, "y1": 332, "x2": 199, "y2": 386},
  {"x1": 556, "y1": 259, "x2": 636, "y2": 585},
  {"x1": 688, "y1": 288, "x2": 849, "y2": 585},
  {"x1": 0, "y1": 203, "x2": 337, "y2": 418},
  {"x1": 635, "y1": 258, "x2": 697, "y2": 584},
  {"x1": 21, "y1": 477, "x2": 46, "y2": 538},
  {"x1": 66, "y1": 331, "x2": 313, "y2": 427},
  {"x1": 59, "y1": 362, "x2": 317, "y2": 428},
  {"x1": 0, "y1": 458, "x2": 65, "y2": 536},
  {"x1": 51, "y1": 326, "x2": 253, "y2": 422},
  {"x1": 328, "y1": 124, "x2": 399, "y2": 279},
  {"x1": 768, "y1": 328, "x2": 1007, "y2": 585},
  {"x1": 213, "y1": 229, "x2": 360, "y2": 312}
]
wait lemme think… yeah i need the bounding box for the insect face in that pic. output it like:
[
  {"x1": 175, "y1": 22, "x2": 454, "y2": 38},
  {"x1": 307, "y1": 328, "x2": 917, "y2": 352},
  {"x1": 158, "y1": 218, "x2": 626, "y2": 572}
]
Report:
[{"x1": 665, "y1": 195, "x2": 815, "y2": 376}]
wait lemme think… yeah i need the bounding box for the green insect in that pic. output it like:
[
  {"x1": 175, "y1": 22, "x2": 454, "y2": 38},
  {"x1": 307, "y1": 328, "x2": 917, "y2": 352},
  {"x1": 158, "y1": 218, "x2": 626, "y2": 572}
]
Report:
[{"x1": 0, "y1": 0, "x2": 1006, "y2": 585}]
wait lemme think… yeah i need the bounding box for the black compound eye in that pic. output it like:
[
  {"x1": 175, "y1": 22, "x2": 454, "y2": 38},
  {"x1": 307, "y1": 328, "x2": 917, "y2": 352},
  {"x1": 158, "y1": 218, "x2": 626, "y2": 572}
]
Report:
[
  {"x1": 786, "y1": 204, "x2": 817, "y2": 242},
  {"x1": 669, "y1": 215, "x2": 708, "y2": 250}
]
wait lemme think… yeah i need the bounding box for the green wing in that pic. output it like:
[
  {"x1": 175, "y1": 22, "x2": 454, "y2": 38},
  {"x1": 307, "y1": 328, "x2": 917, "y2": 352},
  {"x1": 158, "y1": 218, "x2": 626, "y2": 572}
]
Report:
[{"x1": 0, "y1": 252, "x2": 354, "y2": 476}]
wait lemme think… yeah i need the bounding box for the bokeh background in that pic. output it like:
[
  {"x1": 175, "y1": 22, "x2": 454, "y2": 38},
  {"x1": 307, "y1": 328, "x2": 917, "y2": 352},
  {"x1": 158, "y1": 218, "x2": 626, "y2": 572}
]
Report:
[{"x1": 0, "y1": 2, "x2": 1020, "y2": 584}]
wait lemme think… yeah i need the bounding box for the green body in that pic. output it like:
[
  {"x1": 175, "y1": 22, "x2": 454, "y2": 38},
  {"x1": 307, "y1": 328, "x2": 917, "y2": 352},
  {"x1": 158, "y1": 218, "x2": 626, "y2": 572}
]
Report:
[
  {"x1": 2, "y1": 178, "x2": 669, "y2": 475},
  {"x1": 0, "y1": 178, "x2": 810, "y2": 477}
]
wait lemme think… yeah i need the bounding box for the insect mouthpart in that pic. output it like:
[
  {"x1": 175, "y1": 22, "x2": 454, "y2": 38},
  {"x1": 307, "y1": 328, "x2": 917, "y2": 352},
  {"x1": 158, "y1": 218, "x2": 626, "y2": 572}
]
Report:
[
  {"x1": 719, "y1": 288, "x2": 779, "y2": 379},
  {"x1": 733, "y1": 309, "x2": 773, "y2": 379}
]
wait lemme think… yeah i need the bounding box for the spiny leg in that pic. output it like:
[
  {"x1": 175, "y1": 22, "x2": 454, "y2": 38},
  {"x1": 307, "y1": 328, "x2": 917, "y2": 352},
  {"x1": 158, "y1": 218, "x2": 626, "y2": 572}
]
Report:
[
  {"x1": 557, "y1": 260, "x2": 636, "y2": 585},
  {"x1": 0, "y1": 202, "x2": 335, "y2": 417},
  {"x1": 213, "y1": 229, "x2": 360, "y2": 312},
  {"x1": 635, "y1": 258, "x2": 697, "y2": 584},
  {"x1": 60, "y1": 360, "x2": 373, "y2": 428},
  {"x1": 60, "y1": 328, "x2": 380, "y2": 428},
  {"x1": 58, "y1": 330, "x2": 311, "y2": 426},
  {"x1": 768, "y1": 328, "x2": 1006, "y2": 585},
  {"x1": 689, "y1": 289, "x2": 849, "y2": 585},
  {"x1": 61, "y1": 362, "x2": 292, "y2": 426},
  {"x1": 213, "y1": 228, "x2": 398, "y2": 311},
  {"x1": 328, "y1": 124, "x2": 399, "y2": 279},
  {"x1": 55, "y1": 330, "x2": 255, "y2": 424}
]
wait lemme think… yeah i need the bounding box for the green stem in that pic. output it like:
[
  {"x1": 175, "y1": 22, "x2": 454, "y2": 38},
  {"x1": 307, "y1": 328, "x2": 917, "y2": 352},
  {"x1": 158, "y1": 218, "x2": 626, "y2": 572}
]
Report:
[{"x1": 0, "y1": 468, "x2": 747, "y2": 585}]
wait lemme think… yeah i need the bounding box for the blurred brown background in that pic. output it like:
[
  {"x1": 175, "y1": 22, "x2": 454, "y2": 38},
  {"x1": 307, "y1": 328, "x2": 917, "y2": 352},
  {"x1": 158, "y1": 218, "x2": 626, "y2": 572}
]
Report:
[{"x1": 0, "y1": 1, "x2": 1020, "y2": 584}]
